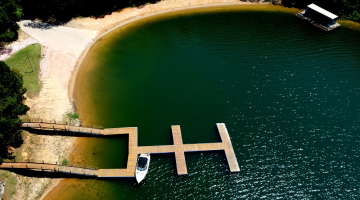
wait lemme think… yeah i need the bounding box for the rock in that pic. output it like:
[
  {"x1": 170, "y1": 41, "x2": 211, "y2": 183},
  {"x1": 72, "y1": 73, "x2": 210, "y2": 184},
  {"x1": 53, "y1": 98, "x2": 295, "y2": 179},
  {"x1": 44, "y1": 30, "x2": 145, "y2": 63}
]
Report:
[{"x1": 0, "y1": 181, "x2": 5, "y2": 200}]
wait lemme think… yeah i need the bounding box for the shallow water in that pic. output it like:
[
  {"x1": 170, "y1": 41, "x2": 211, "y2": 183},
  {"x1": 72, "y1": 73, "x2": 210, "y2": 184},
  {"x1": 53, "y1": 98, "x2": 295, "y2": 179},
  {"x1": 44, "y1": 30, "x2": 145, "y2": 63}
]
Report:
[{"x1": 48, "y1": 4, "x2": 360, "y2": 200}]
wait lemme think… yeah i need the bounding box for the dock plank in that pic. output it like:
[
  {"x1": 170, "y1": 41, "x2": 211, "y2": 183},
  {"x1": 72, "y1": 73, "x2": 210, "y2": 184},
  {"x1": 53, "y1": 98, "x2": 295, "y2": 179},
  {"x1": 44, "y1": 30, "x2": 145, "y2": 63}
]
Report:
[
  {"x1": 224, "y1": 149, "x2": 240, "y2": 172},
  {"x1": 0, "y1": 162, "x2": 98, "y2": 176},
  {"x1": 175, "y1": 151, "x2": 187, "y2": 175},
  {"x1": 98, "y1": 169, "x2": 130, "y2": 177},
  {"x1": 171, "y1": 125, "x2": 183, "y2": 145}
]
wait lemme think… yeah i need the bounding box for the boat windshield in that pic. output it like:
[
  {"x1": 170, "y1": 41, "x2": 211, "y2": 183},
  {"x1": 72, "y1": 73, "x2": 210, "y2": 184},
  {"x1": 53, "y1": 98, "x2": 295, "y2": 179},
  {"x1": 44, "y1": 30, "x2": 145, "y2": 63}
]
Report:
[{"x1": 137, "y1": 157, "x2": 148, "y2": 171}]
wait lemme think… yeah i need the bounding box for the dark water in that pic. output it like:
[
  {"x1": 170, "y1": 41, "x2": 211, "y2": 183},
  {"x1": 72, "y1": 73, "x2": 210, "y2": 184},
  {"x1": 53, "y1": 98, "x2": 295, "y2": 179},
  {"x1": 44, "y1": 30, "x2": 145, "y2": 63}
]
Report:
[{"x1": 60, "y1": 5, "x2": 360, "y2": 199}]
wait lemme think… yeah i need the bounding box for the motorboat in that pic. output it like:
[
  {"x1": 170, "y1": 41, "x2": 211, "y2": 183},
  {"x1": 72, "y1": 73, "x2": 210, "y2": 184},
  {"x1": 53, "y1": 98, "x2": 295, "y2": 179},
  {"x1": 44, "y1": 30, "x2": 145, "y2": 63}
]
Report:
[{"x1": 135, "y1": 153, "x2": 150, "y2": 183}]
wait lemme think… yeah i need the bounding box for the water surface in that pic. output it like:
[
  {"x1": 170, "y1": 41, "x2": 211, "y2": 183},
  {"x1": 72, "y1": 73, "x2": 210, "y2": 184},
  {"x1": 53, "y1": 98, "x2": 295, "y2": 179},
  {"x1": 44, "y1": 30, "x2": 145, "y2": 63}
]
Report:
[{"x1": 47, "y1": 4, "x2": 360, "y2": 199}]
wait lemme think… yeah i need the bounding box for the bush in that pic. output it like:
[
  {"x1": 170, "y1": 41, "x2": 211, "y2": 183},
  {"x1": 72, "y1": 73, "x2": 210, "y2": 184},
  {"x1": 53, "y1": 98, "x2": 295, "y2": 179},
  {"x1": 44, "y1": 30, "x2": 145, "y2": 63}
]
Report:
[
  {"x1": 61, "y1": 159, "x2": 69, "y2": 166},
  {"x1": 68, "y1": 113, "x2": 79, "y2": 120}
]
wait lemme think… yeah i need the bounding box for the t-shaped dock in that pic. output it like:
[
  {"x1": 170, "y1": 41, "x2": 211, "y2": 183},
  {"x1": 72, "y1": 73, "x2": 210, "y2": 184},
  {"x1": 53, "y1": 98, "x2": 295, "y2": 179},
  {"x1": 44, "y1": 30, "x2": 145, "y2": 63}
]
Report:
[{"x1": 17, "y1": 123, "x2": 240, "y2": 177}]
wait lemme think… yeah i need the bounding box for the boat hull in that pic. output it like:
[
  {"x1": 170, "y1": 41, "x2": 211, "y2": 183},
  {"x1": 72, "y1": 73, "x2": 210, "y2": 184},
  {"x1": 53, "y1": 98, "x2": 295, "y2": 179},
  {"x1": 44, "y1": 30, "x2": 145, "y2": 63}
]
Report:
[{"x1": 135, "y1": 153, "x2": 150, "y2": 183}]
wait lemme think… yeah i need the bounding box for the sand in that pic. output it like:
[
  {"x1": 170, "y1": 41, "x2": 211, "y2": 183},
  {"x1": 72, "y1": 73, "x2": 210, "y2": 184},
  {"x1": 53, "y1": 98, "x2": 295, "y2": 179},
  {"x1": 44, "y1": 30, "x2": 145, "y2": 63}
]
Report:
[{"x1": 1, "y1": 1, "x2": 270, "y2": 199}]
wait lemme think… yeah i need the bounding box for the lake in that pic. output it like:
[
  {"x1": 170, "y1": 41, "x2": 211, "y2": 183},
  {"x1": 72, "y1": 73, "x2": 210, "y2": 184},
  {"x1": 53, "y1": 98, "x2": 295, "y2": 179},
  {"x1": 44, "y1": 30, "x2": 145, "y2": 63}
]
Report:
[{"x1": 46, "y1": 4, "x2": 360, "y2": 199}]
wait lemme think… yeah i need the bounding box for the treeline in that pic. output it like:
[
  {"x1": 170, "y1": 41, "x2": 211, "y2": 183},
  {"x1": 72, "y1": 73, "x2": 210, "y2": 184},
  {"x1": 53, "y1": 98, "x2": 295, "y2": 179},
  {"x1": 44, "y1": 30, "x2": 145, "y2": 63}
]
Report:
[
  {"x1": 0, "y1": 0, "x2": 23, "y2": 43},
  {"x1": 20, "y1": 0, "x2": 159, "y2": 22},
  {"x1": 0, "y1": 61, "x2": 29, "y2": 161},
  {"x1": 0, "y1": 0, "x2": 158, "y2": 45},
  {"x1": 19, "y1": 0, "x2": 360, "y2": 22},
  {"x1": 1, "y1": 0, "x2": 360, "y2": 45}
]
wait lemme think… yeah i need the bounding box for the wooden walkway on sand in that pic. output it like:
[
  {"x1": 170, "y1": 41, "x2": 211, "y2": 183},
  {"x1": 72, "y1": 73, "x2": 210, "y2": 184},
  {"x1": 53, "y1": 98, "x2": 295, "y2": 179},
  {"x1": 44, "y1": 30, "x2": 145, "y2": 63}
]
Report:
[
  {"x1": 0, "y1": 162, "x2": 98, "y2": 176},
  {"x1": 21, "y1": 122, "x2": 137, "y2": 136},
  {"x1": 15, "y1": 122, "x2": 240, "y2": 178}
]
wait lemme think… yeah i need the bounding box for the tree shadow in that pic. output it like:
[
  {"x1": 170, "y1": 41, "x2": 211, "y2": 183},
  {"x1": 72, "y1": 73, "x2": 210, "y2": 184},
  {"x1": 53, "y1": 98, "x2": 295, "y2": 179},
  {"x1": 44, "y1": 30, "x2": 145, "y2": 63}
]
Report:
[
  {"x1": 0, "y1": 46, "x2": 13, "y2": 56},
  {"x1": 23, "y1": 22, "x2": 59, "y2": 30}
]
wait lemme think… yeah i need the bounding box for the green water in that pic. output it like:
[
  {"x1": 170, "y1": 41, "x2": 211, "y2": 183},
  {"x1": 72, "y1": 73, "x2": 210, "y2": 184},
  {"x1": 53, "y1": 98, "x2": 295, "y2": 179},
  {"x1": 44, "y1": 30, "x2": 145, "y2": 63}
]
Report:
[{"x1": 62, "y1": 5, "x2": 360, "y2": 199}]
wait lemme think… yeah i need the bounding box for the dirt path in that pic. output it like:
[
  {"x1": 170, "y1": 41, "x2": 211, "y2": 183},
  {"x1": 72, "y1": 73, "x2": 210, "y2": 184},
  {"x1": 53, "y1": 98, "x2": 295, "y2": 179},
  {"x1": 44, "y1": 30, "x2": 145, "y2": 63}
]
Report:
[{"x1": 19, "y1": 20, "x2": 98, "y2": 122}]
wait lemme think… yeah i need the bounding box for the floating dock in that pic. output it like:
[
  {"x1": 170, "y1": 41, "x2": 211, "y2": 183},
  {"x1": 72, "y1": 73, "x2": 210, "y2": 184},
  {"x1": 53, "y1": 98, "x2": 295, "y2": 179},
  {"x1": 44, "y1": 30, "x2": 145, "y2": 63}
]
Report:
[{"x1": 0, "y1": 123, "x2": 240, "y2": 178}]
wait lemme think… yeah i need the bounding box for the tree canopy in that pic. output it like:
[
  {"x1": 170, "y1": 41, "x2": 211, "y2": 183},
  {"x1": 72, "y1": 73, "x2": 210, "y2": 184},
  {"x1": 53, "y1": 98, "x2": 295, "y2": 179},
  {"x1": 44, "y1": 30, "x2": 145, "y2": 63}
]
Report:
[
  {"x1": 0, "y1": 0, "x2": 23, "y2": 45},
  {"x1": 19, "y1": 0, "x2": 158, "y2": 22},
  {"x1": 0, "y1": 61, "x2": 29, "y2": 161}
]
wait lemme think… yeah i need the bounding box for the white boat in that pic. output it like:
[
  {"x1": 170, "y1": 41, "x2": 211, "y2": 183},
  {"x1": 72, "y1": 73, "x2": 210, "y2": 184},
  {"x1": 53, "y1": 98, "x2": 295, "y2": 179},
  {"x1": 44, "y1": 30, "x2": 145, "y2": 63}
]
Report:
[{"x1": 135, "y1": 153, "x2": 150, "y2": 183}]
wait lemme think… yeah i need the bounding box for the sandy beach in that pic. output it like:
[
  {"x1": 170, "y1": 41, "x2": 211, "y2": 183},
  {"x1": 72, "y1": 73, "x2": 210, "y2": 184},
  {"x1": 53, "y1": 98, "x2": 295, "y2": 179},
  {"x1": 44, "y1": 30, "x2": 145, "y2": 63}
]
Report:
[{"x1": 1, "y1": 1, "x2": 269, "y2": 199}]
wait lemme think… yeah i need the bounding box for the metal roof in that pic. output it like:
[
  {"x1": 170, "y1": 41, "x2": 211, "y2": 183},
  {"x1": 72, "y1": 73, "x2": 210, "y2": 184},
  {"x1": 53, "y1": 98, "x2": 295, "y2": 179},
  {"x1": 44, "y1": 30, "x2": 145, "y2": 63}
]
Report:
[{"x1": 308, "y1": 4, "x2": 338, "y2": 19}]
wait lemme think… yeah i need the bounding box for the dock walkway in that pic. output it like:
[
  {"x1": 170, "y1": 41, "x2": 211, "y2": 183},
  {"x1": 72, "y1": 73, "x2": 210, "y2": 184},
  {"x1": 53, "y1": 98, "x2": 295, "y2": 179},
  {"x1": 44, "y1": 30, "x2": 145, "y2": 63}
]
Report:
[
  {"x1": 0, "y1": 162, "x2": 98, "y2": 176},
  {"x1": 2, "y1": 123, "x2": 240, "y2": 178}
]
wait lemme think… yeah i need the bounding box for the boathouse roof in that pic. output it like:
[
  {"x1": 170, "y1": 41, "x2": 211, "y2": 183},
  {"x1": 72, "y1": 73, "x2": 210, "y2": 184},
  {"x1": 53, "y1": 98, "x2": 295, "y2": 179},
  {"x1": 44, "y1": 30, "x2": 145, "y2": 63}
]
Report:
[{"x1": 308, "y1": 4, "x2": 338, "y2": 19}]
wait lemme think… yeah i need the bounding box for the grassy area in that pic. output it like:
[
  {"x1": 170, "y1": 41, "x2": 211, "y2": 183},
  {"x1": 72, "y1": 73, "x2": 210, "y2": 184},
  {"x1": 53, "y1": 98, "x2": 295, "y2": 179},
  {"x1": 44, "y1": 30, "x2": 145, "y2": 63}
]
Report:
[
  {"x1": 0, "y1": 131, "x2": 30, "y2": 198},
  {"x1": 14, "y1": 131, "x2": 29, "y2": 162},
  {"x1": 20, "y1": 114, "x2": 31, "y2": 123},
  {"x1": 5, "y1": 43, "x2": 41, "y2": 96},
  {"x1": 0, "y1": 170, "x2": 17, "y2": 199}
]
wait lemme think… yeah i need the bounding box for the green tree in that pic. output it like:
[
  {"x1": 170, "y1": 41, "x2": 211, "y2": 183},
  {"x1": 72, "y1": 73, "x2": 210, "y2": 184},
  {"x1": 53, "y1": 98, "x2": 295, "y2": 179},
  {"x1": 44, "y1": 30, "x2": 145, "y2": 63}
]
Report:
[
  {"x1": 0, "y1": 61, "x2": 29, "y2": 161},
  {"x1": 349, "y1": 10, "x2": 360, "y2": 21},
  {"x1": 0, "y1": 0, "x2": 23, "y2": 45}
]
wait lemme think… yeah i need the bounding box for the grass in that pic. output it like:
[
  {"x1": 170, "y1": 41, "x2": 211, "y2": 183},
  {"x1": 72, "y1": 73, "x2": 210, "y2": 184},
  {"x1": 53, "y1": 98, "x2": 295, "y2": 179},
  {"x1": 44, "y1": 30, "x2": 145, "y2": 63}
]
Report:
[
  {"x1": 63, "y1": 112, "x2": 80, "y2": 125},
  {"x1": 27, "y1": 147, "x2": 33, "y2": 154},
  {"x1": 61, "y1": 159, "x2": 69, "y2": 166},
  {"x1": 0, "y1": 170, "x2": 17, "y2": 199},
  {"x1": 20, "y1": 114, "x2": 31, "y2": 122},
  {"x1": 5, "y1": 43, "x2": 41, "y2": 96},
  {"x1": 3, "y1": 131, "x2": 28, "y2": 162},
  {"x1": 0, "y1": 131, "x2": 29, "y2": 199},
  {"x1": 68, "y1": 113, "x2": 79, "y2": 120}
]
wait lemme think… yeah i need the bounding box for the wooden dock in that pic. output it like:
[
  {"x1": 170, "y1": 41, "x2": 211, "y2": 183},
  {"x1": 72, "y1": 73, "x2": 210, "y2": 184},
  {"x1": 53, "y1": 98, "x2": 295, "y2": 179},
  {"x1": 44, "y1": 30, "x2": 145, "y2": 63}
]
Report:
[
  {"x1": 11, "y1": 123, "x2": 240, "y2": 178},
  {"x1": 0, "y1": 162, "x2": 98, "y2": 176}
]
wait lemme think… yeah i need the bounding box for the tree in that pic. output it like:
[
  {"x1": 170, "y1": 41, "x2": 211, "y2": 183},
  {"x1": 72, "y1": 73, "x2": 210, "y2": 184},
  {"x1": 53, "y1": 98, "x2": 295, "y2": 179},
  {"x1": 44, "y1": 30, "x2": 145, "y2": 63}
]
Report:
[
  {"x1": 0, "y1": 61, "x2": 29, "y2": 161},
  {"x1": 348, "y1": 10, "x2": 360, "y2": 21},
  {"x1": 0, "y1": 0, "x2": 23, "y2": 45}
]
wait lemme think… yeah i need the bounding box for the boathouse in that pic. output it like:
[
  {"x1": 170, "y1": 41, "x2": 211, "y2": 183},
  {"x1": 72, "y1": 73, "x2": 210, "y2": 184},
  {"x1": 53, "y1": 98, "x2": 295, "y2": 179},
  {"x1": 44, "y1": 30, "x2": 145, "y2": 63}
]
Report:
[{"x1": 304, "y1": 4, "x2": 338, "y2": 27}]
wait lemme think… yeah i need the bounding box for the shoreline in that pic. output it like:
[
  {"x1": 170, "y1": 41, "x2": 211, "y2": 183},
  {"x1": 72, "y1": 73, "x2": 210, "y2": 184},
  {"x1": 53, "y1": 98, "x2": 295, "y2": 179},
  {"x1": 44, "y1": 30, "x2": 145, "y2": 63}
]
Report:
[
  {"x1": 68, "y1": 1, "x2": 268, "y2": 104},
  {"x1": 41, "y1": 2, "x2": 300, "y2": 198},
  {"x1": 5, "y1": 0, "x2": 358, "y2": 199},
  {"x1": 50, "y1": 1, "x2": 271, "y2": 199}
]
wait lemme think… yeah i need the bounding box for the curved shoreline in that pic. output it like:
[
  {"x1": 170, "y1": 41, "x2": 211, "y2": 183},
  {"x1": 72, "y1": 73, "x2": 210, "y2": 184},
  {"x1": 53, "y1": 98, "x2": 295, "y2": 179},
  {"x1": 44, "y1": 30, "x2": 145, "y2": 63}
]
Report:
[
  {"x1": 68, "y1": 1, "x2": 269, "y2": 105},
  {"x1": 48, "y1": 2, "x2": 272, "y2": 199},
  {"x1": 34, "y1": 1, "x2": 360, "y2": 199},
  {"x1": 2, "y1": 1, "x2": 357, "y2": 199}
]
